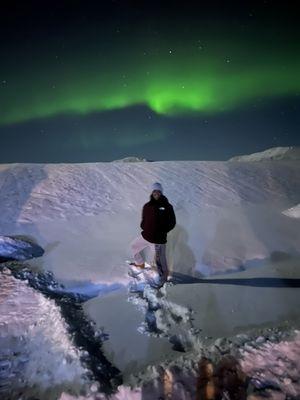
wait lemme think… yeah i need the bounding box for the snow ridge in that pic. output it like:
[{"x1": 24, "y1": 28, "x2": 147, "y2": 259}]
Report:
[{"x1": 229, "y1": 146, "x2": 300, "y2": 161}]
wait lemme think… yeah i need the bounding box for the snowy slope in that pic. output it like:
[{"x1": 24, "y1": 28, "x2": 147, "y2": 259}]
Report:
[
  {"x1": 0, "y1": 159, "x2": 299, "y2": 285},
  {"x1": 229, "y1": 146, "x2": 300, "y2": 161}
]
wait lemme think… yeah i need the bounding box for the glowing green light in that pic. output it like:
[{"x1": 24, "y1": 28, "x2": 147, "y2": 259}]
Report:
[{"x1": 1, "y1": 35, "x2": 299, "y2": 125}]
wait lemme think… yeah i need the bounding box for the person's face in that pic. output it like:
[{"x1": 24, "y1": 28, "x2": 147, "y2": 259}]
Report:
[{"x1": 152, "y1": 190, "x2": 162, "y2": 200}]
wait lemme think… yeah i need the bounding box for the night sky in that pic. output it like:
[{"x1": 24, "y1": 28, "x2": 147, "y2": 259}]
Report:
[{"x1": 1, "y1": 1, "x2": 299, "y2": 162}]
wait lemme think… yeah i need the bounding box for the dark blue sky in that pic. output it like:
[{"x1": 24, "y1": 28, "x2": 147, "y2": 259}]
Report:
[{"x1": 1, "y1": 1, "x2": 299, "y2": 162}]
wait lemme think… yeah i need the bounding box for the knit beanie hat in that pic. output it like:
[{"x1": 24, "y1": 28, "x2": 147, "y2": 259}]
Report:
[{"x1": 151, "y1": 182, "x2": 163, "y2": 194}]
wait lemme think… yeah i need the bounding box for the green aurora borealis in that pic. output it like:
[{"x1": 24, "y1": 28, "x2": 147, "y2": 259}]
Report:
[
  {"x1": 1, "y1": 2, "x2": 299, "y2": 162},
  {"x1": 2, "y1": 24, "x2": 300, "y2": 126}
]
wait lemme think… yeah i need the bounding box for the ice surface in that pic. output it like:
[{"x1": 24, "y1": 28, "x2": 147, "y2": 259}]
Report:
[{"x1": 83, "y1": 254, "x2": 300, "y2": 383}]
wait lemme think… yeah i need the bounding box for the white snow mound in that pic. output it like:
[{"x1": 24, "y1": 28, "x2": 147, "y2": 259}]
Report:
[
  {"x1": 282, "y1": 203, "x2": 300, "y2": 219},
  {"x1": 0, "y1": 158, "x2": 299, "y2": 283},
  {"x1": 229, "y1": 146, "x2": 300, "y2": 161}
]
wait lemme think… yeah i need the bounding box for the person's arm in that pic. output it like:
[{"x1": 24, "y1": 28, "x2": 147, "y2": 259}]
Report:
[
  {"x1": 166, "y1": 205, "x2": 176, "y2": 232},
  {"x1": 140, "y1": 205, "x2": 145, "y2": 230}
]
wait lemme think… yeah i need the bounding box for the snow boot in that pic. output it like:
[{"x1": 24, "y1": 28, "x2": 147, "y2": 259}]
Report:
[{"x1": 129, "y1": 262, "x2": 145, "y2": 269}]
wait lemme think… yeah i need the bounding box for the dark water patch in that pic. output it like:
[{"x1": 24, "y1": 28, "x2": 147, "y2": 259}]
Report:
[{"x1": 0, "y1": 235, "x2": 44, "y2": 262}]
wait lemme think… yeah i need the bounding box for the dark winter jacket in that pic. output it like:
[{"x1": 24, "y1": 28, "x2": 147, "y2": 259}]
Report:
[{"x1": 140, "y1": 194, "x2": 176, "y2": 244}]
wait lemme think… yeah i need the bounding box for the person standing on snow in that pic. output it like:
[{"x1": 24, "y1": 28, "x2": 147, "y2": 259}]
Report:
[{"x1": 130, "y1": 182, "x2": 176, "y2": 283}]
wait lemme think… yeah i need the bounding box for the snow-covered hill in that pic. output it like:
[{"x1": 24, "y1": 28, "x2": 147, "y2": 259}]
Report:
[
  {"x1": 112, "y1": 156, "x2": 150, "y2": 163},
  {"x1": 229, "y1": 146, "x2": 300, "y2": 161},
  {"x1": 0, "y1": 159, "x2": 299, "y2": 283}
]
